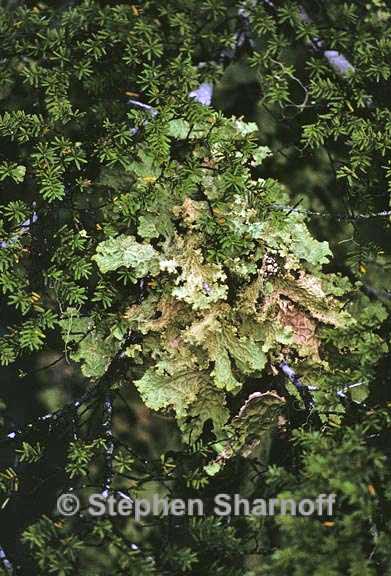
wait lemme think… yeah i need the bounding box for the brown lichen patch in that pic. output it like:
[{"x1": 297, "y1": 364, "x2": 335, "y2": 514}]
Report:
[{"x1": 276, "y1": 297, "x2": 320, "y2": 358}]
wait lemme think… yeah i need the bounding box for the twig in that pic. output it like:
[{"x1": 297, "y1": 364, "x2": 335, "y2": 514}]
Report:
[
  {"x1": 127, "y1": 99, "x2": 157, "y2": 117},
  {"x1": 269, "y1": 203, "x2": 391, "y2": 221},
  {"x1": 101, "y1": 393, "x2": 114, "y2": 498},
  {"x1": 0, "y1": 546, "x2": 13, "y2": 574},
  {"x1": 0, "y1": 206, "x2": 38, "y2": 249},
  {"x1": 279, "y1": 362, "x2": 368, "y2": 410},
  {"x1": 279, "y1": 361, "x2": 315, "y2": 410},
  {"x1": 1, "y1": 331, "x2": 140, "y2": 444},
  {"x1": 18, "y1": 354, "x2": 66, "y2": 378}
]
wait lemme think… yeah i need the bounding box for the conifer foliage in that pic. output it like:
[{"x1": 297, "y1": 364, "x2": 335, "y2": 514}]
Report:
[{"x1": 0, "y1": 1, "x2": 390, "y2": 575}]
